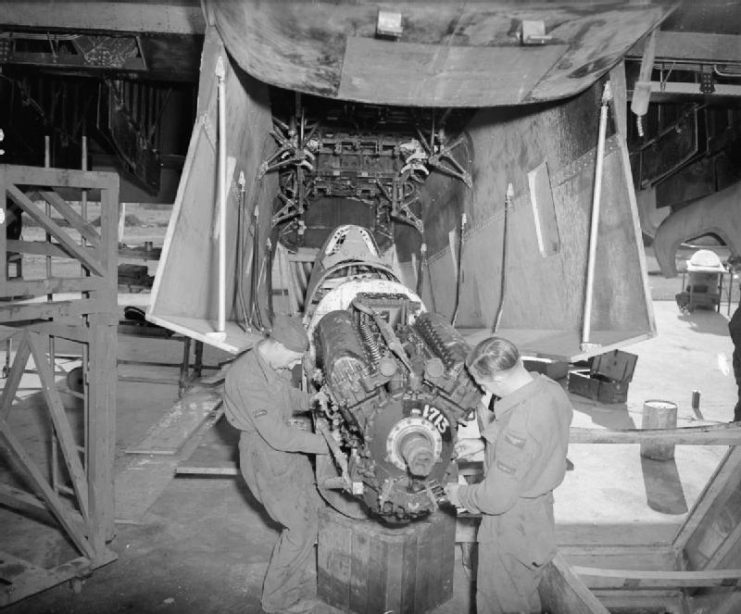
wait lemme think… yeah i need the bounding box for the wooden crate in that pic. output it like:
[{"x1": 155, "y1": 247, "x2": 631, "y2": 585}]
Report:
[{"x1": 317, "y1": 507, "x2": 456, "y2": 614}]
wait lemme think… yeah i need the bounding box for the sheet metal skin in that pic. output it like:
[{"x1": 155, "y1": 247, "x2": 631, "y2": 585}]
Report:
[{"x1": 207, "y1": 0, "x2": 674, "y2": 107}]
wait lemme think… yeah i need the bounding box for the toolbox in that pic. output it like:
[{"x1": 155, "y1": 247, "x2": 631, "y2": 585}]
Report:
[{"x1": 567, "y1": 349, "x2": 638, "y2": 404}]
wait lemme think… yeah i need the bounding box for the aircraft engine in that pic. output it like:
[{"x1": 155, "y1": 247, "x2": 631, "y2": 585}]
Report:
[{"x1": 310, "y1": 294, "x2": 481, "y2": 522}]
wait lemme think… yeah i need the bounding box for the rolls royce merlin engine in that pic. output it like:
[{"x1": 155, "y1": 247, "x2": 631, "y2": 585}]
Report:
[{"x1": 304, "y1": 225, "x2": 481, "y2": 522}]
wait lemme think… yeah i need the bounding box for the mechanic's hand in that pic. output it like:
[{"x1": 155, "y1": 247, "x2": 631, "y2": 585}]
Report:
[
  {"x1": 311, "y1": 389, "x2": 329, "y2": 409},
  {"x1": 454, "y1": 438, "x2": 485, "y2": 461},
  {"x1": 444, "y1": 483, "x2": 462, "y2": 508}
]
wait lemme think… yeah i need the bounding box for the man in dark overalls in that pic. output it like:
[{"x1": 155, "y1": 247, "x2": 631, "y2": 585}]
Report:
[{"x1": 224, "y1": 315, "x2": 329, "y2": 614}]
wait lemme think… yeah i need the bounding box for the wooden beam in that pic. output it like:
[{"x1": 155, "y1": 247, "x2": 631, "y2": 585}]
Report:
[
  {"x1": 2, "y1": 277, "x2": 104, "y2": 298},
  {"x1": 0, "y1": 483, "x2": 86, "y2": 536},
  {"x1": 0, "y1": 299, "x2": 96, "y2": 323},
  {"x1": 0, "y1": 1, "x2": 206, "y2": 35},
  {"x1": 27, "y1": 332, "x2": 90, "y2": 522},
  {"x1": 573, "y1": 566, "x2": 741, "y2": 590},
  {"x1": 86, "y1": 318, "x2": 118, "y2": 550},
  {"x1": 5, "y1": 165, "x2": 118, "y2": 191},
  {"x1": 0, "y1": 418, "x2": 94, "y2": 559},
  {"x1": 673, "y1": 446, "x2": 741, "y2": 552},
  {"x1": 29, "y1": 322, "x2": 91, "y2": 344},
  {"x1": 0, "y1": 331, "x2": 30, "y2": 419},
  {"x1": 0, "y1": 551, "x2": 116, "y2": 608},
  {"x1": 6, "y1": 239, "x2": 78, "y2": 259},
  {"x1": 7, "y1": 186, "x2": 105, "y2": 277},
  {"x1": 38, "y1": 190, "x2": 101, "y2": 249},
  {"x1": 570, "y1": 424, "x2": 741, "y2": 445}
]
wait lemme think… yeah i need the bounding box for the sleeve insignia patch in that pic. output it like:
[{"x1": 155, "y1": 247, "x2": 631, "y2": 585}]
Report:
[
  {"x1": 495, "y1": 460, "x2": 517, "y2": 475},
  {"x1": 504, "y1": 432, "x2": 526, "y2": 448}
]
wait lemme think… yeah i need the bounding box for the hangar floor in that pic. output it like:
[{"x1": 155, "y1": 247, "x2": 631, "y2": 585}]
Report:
[{"x1": 1, "y1": 263, "x2": 737, "y2": 613}]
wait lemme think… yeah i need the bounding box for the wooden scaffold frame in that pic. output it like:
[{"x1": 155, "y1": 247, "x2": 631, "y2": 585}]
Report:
[{"x1": 0, "y1": 164, "x2": 119, "y2": 605}]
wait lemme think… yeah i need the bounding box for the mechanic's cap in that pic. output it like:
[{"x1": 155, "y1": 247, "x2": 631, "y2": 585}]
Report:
[{"x1": 269, "y1": 314, "x2": 309, "y2": 353}]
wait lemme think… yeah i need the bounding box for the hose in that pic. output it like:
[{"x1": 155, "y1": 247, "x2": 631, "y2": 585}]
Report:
[{"x1": 450, "y1": 213, "x2": 467, "y2": 327}]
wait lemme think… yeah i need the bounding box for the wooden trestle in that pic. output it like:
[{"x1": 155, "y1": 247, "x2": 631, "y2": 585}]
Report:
[{"x1": 0, "y1": 164, "x2": 119, "y2": 605}]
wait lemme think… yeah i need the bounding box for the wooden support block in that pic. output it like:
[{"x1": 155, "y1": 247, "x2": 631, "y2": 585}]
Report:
[
  {"x1": 317, "y1": 507, "x2": 456, "y2": 614},
  {"x1": 640, "y1": 400, "x2": 678, "y2": 461}
]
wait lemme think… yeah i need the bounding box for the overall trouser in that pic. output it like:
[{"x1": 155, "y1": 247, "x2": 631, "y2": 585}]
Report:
[
  {"x1": 476, "y1": 493, "x2": 555, "y2": 614},
  {"x1": 239, "y1": 433, "x2": 321, "y2": 612}
]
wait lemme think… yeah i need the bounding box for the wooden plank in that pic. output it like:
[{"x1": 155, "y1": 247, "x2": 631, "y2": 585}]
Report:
[
  {"x1": 0, "y1": 299, "x2": 96, "y2": 323},
  {"x1": 87, "y1": 319, "x2": 118, "y2": 550},
  {"x1": 0, "y1": 551, "x2": 116, "y2": 607},
  {"x1": 0, "y1": 550, "x2": 45, "y2": 583},
  {"x1": 366, "y1": 522, "x2": 389, "y2": 613},
  {"x1": 348, "y1": 522, "x2": 371, "y2": 614},
  {"x1": 30, "y1": 322, "x2": 91, "y2": 344},
  {"x1": 6, "y1": 239, "x2": 79, "y2": 259},
  {"x1": 5, "y1": 164, "x2": 118, "y2": 191},
  {"x1": 7, "y1": 185, "x2": 105, "y2": 276},
  {"x1": 0, "y1": 482, "x2": 88, "y2": 538},
  {"x1": 592, "y1": 590, "x2": 683, "y2": 612},
  {"x1": 573, "y1": 566, "x2": 741, "y2": 590},
  {"x1": 0, "y1": 331, "x2": 30, "y2": 419},
  {"x1": 38, "y1": 190, "x2": 101, "y2": 249},
  {"x1": 433, "y1": 511, "x2": 457, "y2": 609},
  {"x1": 2, "y1": 276, "x2": 104, "y2": 298},
  {"x1": 98, "y1": 177, "x2": 119, "y2": 288},
  {"x1": 317, "y1": 508, "x2": 352, "y2": 609},
  {"x1": 558, "y1": 545, "x2": 677, "y2": 572},
  {"x1": 0, "y1": 483, "x2": 51, "y2": 520},
  {"x1": 27, "y1": 332, "x2": 90, "y2": 522},
  {"x1": 673, "y1": 447, "x2": 741, "y2": 563},
  {"x1": 570, "y1": 424, "x2": 741, "y2": 445},
  {"x1": 0, "y1": 418, "x2": 94, "y2": 559},
  {"x1": 384, "y1": 534, "x2": 404, "y2": 612},
  {"x1": 539, "y1": 552, "x2": 610, "y2": 614}
]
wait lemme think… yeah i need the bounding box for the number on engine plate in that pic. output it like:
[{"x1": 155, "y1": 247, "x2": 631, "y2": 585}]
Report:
[{"x1": 422, "y1": 404, "x2": 449, "y2": 434}]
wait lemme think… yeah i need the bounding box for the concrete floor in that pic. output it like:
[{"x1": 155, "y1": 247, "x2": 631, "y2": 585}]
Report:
[{"x1": 1, "y1": 281, "x2": 738, "y2": 613}]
